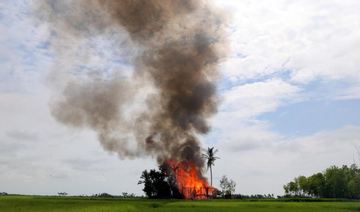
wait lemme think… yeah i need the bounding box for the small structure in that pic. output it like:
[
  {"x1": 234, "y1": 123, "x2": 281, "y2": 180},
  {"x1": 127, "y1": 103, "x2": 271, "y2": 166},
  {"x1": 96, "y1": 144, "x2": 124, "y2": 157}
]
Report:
[{"x1": 181, "y1": 187, "x2": 215, "y2": 199}]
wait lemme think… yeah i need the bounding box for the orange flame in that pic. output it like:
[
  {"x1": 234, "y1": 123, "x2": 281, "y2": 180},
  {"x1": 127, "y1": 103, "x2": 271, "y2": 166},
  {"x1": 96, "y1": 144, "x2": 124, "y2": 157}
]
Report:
[{"x1": 165, "y1": 159, "x2": 215, "y2": 199}]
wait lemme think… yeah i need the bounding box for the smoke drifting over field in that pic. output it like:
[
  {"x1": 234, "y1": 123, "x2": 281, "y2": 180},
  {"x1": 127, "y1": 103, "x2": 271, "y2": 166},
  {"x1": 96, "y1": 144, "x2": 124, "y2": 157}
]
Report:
[{"x1": 36, "y1": 0, "x2": 229, "y2": 170}]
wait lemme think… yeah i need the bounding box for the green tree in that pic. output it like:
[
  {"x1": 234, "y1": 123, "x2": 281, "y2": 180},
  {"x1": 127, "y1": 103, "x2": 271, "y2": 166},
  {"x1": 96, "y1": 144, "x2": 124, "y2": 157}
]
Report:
[
  {"x1": 219, "y1": 175, "x2": 236, "y2": 196},
  {"x1": 138, "y1": 166, "x2": 175, "y2": 199},
  {"x1": 354, "y1": 174, "x2": 360, "y2": 199},
  {"x1": 284, "y1": 164, "x2": 360, "y2": 199},
  {"x1": 219, "y1": 175, "x2": 229, "y2": 195},
  {"x1": 309, "y1": 172, "x2": 325, "y2": 197},
  {"x1": 289, "y1": 180, "x2": 299, "y2": 196},
  {"x1": 298, "y1": 175, "x2": 308, "y2": 197},
  {"x1": 202, "y1": 147, "x2": 220, "y2": 187},
  {"x1": 227, "y1": 179, "x2": 236, "y2": 195},
  {"x1": 348, "y1": 180, "x2": 356, "y2": 199},
  {"x1": 323, "y1": 166, "x2": 347, "y2": 198},
  {"x1": 283, "y1": 184, "x2": 289, "y2": 195}
]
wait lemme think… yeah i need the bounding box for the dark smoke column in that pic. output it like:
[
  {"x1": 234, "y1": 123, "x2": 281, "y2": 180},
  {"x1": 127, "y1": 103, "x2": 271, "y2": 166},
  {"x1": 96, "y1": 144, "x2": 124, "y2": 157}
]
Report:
[{"x1": 40, "y1": 0, "x2": 229, "y2": 171}]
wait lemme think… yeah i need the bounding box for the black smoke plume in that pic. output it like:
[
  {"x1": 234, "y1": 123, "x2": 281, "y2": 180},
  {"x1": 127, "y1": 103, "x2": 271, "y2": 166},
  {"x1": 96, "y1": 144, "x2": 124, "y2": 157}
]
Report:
[{"x1": 35, "y1": 0, "x2": 229, "y2": 171}]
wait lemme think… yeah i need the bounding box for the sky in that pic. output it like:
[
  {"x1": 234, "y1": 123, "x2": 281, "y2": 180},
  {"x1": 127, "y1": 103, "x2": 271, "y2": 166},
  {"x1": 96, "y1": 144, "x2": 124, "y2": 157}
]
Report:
[{"x1": 1, "y1": 0, "x2": 360, "y2": 196}]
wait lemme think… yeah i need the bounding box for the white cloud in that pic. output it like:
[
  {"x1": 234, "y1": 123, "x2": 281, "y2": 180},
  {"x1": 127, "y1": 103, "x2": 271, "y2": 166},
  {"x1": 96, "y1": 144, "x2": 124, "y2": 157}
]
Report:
[
  {"x1": 222, "y1": 78, "x2": 301, "y2": 118},
  {"x1": 218, "y1": 0, "x2": 360, "y2": 88},
  {"x1": 0, "y1": 1, "x2": 51, "y2": 94},
  {"x1": 206, "y1": 78, "x2": 300, "y2": 157},
  {"x1": 333, "y1": 83, "x2": 360, "y2": 100}
]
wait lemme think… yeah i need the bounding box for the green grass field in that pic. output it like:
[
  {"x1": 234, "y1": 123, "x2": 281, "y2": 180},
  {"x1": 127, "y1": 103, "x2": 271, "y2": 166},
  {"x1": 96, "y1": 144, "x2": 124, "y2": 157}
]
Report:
[{"x1": 1, "y1": 196, "x2": 360, "y2": 212}]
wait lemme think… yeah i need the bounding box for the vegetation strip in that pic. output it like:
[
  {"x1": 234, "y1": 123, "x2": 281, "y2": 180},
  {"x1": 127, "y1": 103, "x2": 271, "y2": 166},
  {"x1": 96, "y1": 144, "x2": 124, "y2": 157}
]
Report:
[{"x1": 1, "y1": 196, "x2": 360, "y2": 212}]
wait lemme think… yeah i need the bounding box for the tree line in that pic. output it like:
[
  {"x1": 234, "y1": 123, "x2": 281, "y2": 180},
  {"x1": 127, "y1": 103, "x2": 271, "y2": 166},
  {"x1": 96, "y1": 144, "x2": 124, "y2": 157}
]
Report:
[{"x1": 283, "y1": 164, "x2": 360, "y2": 199}]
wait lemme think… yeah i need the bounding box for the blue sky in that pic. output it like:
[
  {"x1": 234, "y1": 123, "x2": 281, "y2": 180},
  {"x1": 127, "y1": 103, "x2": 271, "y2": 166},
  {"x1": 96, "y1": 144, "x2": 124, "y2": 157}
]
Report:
[
  {"x1": 1, "y1": 0, "x2": 360, "y2": 196},
  {"x1": 259, "y1": 99, "x2": 360, "y2": 137}
]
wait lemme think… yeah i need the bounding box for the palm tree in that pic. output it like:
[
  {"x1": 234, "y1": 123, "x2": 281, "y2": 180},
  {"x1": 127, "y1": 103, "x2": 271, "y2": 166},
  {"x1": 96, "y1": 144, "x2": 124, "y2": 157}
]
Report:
[{"x1": 202, "y1": 147, "x2": 220, "y2": 187}]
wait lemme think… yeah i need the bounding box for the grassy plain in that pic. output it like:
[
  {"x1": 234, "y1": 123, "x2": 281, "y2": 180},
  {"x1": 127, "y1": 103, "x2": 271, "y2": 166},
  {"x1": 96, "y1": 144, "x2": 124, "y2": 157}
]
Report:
[{"x1": 1, "y1": 196, "x2": 360, "y2": 212}]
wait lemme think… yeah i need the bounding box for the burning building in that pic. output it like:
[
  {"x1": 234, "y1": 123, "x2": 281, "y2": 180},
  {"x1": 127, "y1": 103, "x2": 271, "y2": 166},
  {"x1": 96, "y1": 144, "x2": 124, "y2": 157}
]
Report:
[
  {"x1": 165, "y1": 159, "x2": 215, "y2": 199},
  {"x1": 37, "y1": 0, "x2": 229, "y2": 199}
]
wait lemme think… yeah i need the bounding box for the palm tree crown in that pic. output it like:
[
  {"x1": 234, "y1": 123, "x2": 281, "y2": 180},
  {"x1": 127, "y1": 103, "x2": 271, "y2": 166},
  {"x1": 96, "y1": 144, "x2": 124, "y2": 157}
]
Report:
[{"x1": 202, "y1": 147, "x2": 220, "y2": 187}]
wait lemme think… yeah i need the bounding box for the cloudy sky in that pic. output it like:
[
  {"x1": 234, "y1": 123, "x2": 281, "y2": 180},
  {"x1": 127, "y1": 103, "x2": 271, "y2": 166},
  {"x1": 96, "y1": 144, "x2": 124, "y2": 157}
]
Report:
[{"x1": 1, "y1": 0, "x2": 360, "y2": 196}]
